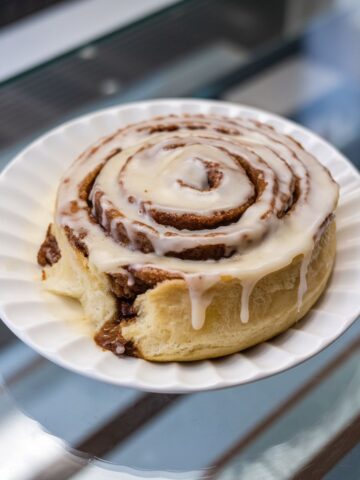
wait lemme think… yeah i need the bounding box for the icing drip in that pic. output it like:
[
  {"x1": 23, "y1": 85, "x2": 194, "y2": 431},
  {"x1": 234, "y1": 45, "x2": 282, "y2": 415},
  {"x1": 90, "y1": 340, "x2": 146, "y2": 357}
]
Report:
[
  {"x1": 297, "y1": 248, "x2": 313, "y2": 311},
  {"x1": 126, "y1": 270, "x2": 135, "y2": 287},
  {"x1": 56, "y1": 113, "x2": 339, "y2": 331},
  {"x1": 185, "y1": 275, "x2": 219, "y2": 330},
  {"x1": 115, "y1": 345, "x2": 125, "y2": 355},
  {"x1": 240, "y1": 279, "x2": 257, "y2": 323}
]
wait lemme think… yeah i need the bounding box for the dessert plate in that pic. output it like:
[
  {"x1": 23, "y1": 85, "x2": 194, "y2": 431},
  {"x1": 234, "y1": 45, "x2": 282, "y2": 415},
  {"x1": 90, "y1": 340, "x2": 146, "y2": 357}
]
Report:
[{"x1": 0, "y1": 99, "x2": 359, "y2": 393}]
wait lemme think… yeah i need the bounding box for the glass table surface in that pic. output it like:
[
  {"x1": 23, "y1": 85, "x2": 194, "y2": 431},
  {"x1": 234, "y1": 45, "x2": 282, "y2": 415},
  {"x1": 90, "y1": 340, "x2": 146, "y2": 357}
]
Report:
[{"x1": 0, "y1": 1, "x2": 359, "y2": 478}]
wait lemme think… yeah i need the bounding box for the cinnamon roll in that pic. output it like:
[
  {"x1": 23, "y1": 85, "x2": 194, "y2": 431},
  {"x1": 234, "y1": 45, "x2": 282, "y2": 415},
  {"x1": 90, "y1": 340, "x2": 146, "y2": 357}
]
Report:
[{"x1": 38, "y1": 114, "x2": 339, "y2": 361}]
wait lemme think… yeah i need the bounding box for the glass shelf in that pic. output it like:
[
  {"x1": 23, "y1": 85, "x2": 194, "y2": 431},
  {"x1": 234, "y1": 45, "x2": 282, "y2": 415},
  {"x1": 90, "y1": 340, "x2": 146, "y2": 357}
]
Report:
[{"x1": 0, "y1": 1, "x2": 359, "y2": 478}]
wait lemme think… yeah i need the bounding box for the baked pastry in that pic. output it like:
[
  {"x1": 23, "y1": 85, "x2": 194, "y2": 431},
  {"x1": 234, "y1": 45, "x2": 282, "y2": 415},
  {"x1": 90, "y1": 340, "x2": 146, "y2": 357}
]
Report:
[{"x1": 38, "y1": 114, "x2": 339, "y2": 362}]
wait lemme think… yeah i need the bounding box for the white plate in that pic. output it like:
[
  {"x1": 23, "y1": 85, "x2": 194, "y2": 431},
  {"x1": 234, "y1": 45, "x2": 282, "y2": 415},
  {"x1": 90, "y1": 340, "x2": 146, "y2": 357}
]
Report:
[{"x1": 0, "y1": 99, "x2": 359, "y2": 393}]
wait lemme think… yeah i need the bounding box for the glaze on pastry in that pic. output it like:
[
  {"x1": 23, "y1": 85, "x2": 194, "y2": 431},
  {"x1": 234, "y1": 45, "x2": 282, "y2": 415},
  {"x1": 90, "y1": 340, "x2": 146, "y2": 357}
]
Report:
[{"x1": 38, "y1": 114, "x2": 339, "y2": 361}]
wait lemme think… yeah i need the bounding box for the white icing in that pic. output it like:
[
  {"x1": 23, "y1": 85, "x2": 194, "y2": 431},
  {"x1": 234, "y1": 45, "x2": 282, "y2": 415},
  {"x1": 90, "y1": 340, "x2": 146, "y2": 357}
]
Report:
[
  {"x1": 115, "y1": 345, "x2": 125, "y2": 355},
  {"x1": 240, "y1": 279, "x2": 257, "y2": 323},
  {"x1": 126, "y1": 270, "x2": 135, "y2": 287},
  {"x1": 123, "y1": 142, "x2": 255, "y2": 212},
  {"x1": 185, "y1": 274, "x2": 219, "y2": 329},
  {"x1": 55, "y1": 115, "x2": 339, "y2": 329}
]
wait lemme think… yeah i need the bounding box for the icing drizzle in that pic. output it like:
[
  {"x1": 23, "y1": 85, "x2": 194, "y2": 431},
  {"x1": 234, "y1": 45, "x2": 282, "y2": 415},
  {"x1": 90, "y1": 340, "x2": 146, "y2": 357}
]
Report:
[
  {"x1": 55, "y1": 114, "x2": 339, "y2": 329},
  {"x1": 240, "y1": 279, "x2": 257, "y2": 324}
]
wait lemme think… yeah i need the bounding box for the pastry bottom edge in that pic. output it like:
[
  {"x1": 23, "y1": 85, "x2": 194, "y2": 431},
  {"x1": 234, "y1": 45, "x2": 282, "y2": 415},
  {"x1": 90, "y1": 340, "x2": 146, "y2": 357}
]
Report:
[{"x1": 39, "y1": 221, "x2": 336, "y2": 362}]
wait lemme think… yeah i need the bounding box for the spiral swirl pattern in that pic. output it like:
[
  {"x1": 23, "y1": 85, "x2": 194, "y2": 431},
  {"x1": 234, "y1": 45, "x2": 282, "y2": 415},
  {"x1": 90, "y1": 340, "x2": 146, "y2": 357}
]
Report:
[
  {"x1": 56, "y1": 114, "x2": 337, "y2": 296},
  {"x1": 58, "y1": 115, "x2": 326, "y2": 262},
  {"x1": 52, "y1": 112, "x2": 339, "y2": 331}
]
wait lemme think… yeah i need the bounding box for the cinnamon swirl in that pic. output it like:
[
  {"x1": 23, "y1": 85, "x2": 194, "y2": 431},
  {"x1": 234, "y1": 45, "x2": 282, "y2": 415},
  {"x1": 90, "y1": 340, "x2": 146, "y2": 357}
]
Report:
[{"x1": 38, "y1": 113, "x2": 339, "y2": 361}]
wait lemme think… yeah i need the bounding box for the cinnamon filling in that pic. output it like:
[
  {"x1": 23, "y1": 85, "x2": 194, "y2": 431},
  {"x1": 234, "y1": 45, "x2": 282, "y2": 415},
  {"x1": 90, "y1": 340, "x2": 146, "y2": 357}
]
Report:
[
  {"x1": 37, "y1": 225, "x2": 61, "y2": 266},
  {"x1": 94, "y1": 298, "x2": 138, "y2": 357},
  {"x1": 64, "y1": 225, "x2": 88, "y2": 257}
]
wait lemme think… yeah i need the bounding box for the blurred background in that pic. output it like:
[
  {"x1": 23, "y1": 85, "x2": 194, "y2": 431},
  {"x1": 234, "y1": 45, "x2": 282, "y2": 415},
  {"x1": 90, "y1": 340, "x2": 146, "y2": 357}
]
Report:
[{"x1": 0, "y1": 1, "x2": 359, "y2": 479}]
